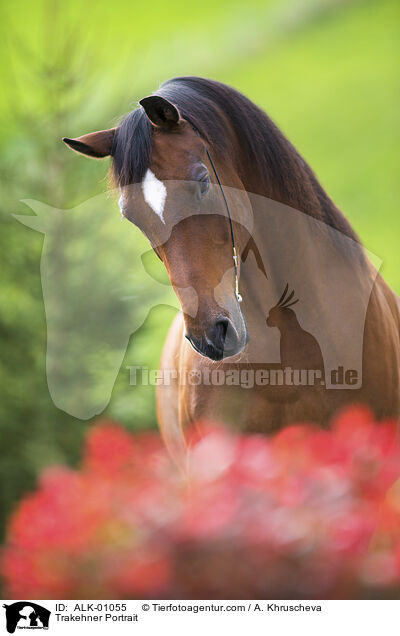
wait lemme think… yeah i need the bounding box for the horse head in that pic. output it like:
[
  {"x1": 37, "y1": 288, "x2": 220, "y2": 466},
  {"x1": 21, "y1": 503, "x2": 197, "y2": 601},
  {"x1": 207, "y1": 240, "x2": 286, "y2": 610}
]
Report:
[{"x1": 64, "y1": 94, "x2": 251, "y2": 361}]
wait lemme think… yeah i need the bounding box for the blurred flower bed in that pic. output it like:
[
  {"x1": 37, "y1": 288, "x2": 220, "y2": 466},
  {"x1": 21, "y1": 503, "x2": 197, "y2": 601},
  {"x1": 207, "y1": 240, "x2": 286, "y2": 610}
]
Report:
[{"x1": 2, "y1": 406, "x2": 400, "y2": 599}]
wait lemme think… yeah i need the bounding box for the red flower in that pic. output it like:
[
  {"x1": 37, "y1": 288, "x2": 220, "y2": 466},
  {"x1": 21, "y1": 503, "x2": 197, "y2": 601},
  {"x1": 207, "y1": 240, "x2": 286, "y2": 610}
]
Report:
[{"x1": 2, "y1": 406, "x2": 399, "y2": 599}]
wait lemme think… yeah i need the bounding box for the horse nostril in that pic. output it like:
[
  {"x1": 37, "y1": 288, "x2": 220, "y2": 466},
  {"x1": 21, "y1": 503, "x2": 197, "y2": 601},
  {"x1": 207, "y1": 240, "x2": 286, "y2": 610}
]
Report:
[
  {"x1": 186, "y1": 316, "x2": 244, "y2": 360},
  {"x1": 209, "y1": 317, "x2": 239, "y2": 354},
  {"x1": 214, "y1": 318, "x2": 229, "y2": 347}
]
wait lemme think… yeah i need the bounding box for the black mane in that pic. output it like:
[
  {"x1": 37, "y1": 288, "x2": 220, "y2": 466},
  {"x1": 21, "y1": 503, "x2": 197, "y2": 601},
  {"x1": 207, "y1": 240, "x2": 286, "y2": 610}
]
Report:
[{"x1": 112, "y1": 76, "x2": 357, "y2": 240}]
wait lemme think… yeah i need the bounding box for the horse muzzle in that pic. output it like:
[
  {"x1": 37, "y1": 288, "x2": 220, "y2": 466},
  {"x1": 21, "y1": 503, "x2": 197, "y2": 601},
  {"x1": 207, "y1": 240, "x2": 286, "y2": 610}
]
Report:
[{"x1": 185, "y1": 314, "x2": 248, "y2": 361}]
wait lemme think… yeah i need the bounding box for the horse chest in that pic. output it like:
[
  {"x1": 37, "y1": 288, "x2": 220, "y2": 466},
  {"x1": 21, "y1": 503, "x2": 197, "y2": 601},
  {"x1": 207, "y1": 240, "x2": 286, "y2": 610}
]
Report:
[{"x1": 180, "y1": 374, "x2": 329, "y2": 433}]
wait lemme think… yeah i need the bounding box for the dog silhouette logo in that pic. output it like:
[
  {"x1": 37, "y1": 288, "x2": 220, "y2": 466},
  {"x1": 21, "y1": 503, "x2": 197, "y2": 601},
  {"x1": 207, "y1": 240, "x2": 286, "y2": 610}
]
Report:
[{"x1": 3, "y1": 602, "x2": 50, "y2": 633}]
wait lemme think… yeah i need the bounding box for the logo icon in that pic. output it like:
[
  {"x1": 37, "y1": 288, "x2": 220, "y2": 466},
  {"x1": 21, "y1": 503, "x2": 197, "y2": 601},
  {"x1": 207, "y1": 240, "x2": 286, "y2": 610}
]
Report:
[
  {"x1": 3, "y1": 602, "x2": 50, "y2": 633},
  {"x1": 266, "y1": 284, "x2": 324, "y2": 373}
]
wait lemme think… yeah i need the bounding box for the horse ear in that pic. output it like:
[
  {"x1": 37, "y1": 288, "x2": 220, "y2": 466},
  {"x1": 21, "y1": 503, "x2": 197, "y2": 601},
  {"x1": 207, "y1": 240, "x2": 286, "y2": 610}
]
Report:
[
  {"x1": 62, "y1": 128, "x2": 117, "y2": 158},
  {"x1": 139, "y1": 96, "x2": 180, "y2": 128}
]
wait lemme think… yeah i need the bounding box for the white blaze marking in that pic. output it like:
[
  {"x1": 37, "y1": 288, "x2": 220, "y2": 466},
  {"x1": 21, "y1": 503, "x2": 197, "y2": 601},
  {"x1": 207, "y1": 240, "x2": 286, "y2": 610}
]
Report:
[{"x1": 141, "y1": 169, "x2": 167, "y2": 221}]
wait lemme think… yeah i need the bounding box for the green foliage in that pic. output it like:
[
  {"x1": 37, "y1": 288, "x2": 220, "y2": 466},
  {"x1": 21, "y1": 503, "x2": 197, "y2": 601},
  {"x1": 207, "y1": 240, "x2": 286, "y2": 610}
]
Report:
[{"x1": 0, "y1": 0, "x2": 398, "y2": 537}]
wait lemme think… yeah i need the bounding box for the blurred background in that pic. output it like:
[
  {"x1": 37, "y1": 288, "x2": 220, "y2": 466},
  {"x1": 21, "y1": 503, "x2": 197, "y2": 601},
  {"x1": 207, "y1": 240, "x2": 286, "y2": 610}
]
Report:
[{"x1": 0, "y1": 0, "x2": 398, "y2": 538}]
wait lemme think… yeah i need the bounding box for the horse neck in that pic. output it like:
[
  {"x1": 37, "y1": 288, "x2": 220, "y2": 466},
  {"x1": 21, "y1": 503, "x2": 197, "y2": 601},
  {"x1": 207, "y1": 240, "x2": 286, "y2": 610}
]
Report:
[
  {"x1": 210, "y1": 118, "x2": 367, "y2": 325},
  {"x1": 234, "y1": 157, "x2": 366, "y2": 324},
  {"x1": 222, "y1": 117, "x2": 359, "y2": 241}
]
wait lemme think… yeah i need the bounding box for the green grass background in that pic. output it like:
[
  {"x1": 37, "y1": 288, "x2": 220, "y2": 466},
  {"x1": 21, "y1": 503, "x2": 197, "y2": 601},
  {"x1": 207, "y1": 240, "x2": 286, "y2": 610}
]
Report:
[{"x1": 0, "y1": 0, "x2": 398, "y2": 535}]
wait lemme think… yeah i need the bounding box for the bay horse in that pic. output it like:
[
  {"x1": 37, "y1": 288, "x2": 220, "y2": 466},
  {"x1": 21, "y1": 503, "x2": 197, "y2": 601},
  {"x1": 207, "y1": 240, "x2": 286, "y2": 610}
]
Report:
[{"x1": 63, "y1": 76, "x2": 400, "y2": 460}]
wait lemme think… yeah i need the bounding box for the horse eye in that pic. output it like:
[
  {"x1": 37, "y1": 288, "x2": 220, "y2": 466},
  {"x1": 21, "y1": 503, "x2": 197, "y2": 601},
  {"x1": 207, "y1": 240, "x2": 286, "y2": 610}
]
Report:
[{"x1": 198, "y1": 174, "x2": 210, "y2": 198}]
